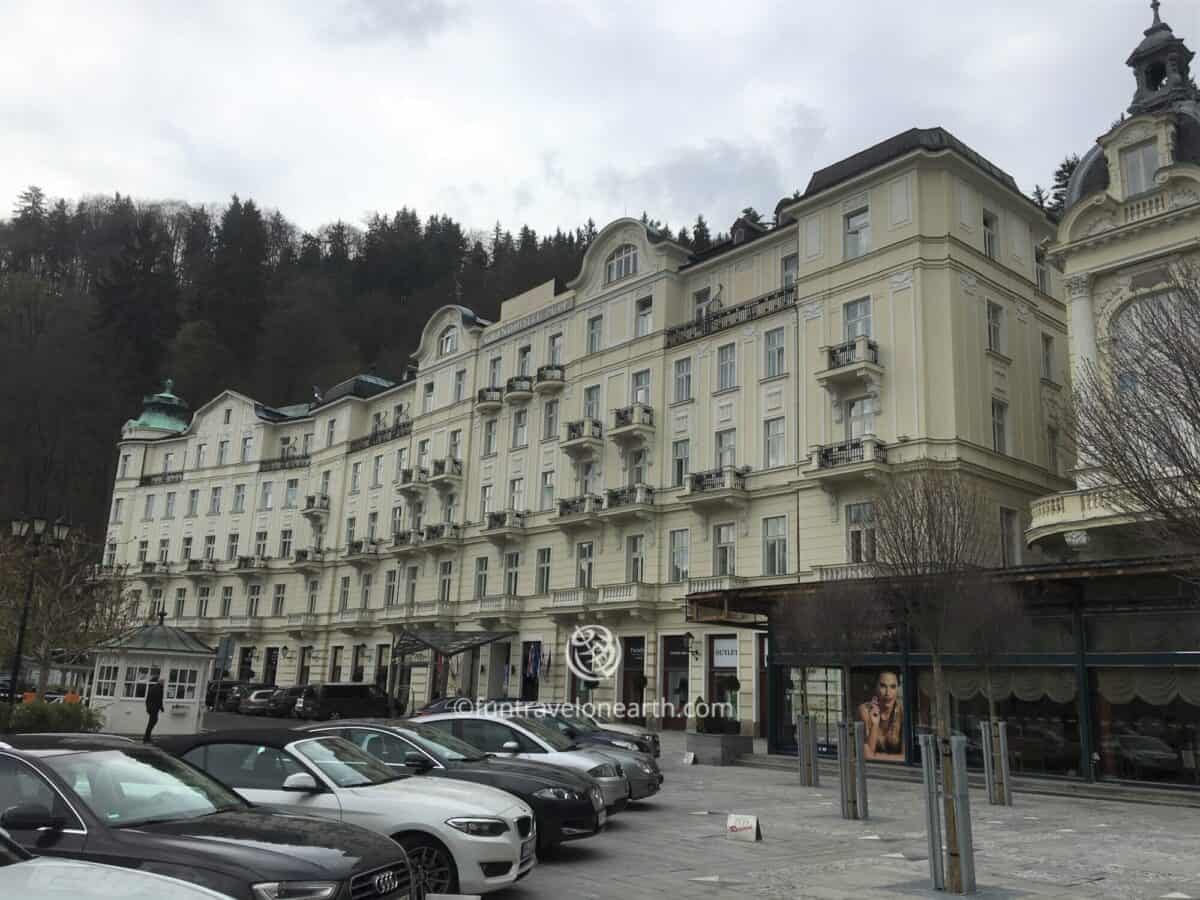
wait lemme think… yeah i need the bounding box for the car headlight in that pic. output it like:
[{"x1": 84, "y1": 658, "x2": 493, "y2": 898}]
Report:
[
  {"x1": 534, "y1": 786, "x2": 582, "y2": 801},
  {"x1": 251, "y1": 882, "x2": 340, "y2": 900},
  {"x1": 635, "y1": 761, "x2": 655, "y2": 775},
  {"x1": 446, "y1": 817, "x2": 510, "y2": 836},
  {"x1": 611, "y1": 739, "x2": 639, "y2": 751},
  {"x1": 588, "y1": 763, "x2": 619, "y2": 778}
]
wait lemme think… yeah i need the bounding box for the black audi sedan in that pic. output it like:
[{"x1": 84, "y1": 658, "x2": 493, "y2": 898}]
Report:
[
  {"x1": 303, "y1": 720, "x2": 606, "y2": 852},
  {"x1": 0, "y1": 734, "x2": 416, "y2": 900}
]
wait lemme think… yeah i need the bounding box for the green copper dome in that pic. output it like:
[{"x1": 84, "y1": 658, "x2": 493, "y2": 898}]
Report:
[{"x1": 124, "y1": 378, "x2": 190, "y2": 434}]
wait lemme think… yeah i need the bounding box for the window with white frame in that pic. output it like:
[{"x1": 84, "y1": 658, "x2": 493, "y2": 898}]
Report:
[
  {"x1": 137, "y1": 540, "x2": 149, "y2": 563},
  {"x1": 540, "y1": 471, "x2": 555, "y2": 510},
  {"x1": 714, "y1": 523, "x2": 736, "y2": 576},
  {"x1": 95, "y1": 664, "x2": 120, "y2": 697},
  {"x1": 410, "y1": 499, "x2": 423, "y2": 533},
  {"x1": 371, "y1": 455, "x2": 383, "y2": 488},
  {"x1": 483, "y1": 419, "x2": 497, "y2": 455},
  {"x1": 197, "y1": 586, "x2": 211, "y2": 618},
  {"x1": 112, "y1": 497, "x2": 123, "y2": 522},
  {"x1": 631, "y1": 370, "x2": 650, "y2": 406},
  {"x1": 763, "y1": 516, "x2": 788, "y2": 575},
  {"x1": 626, "y1": 534, "x2": 645, "y2": 582},
  {"x1": 693, "y1": 287, "x2": 711, "y2": 320},
  {"x1": 307, "y1": 579, "x2": 319, "y2": 614},
  {"x1": 474, "y1": 557, "x2": 489, "y2": 598},
  {"x1": 122, "y1": 664, "x2": 160, "y2": 699},
  {"x1": 259, "y1": 482, "x2": 273, "y2": 510},
  {"x1": 221, "y1": 586, "x2": 233, "y2": 617},
  {"x1": 203, "y1": 535, "x2": 215, "y2": 560},
  {"x1": 217, "y1": 440, "x2": 229, "y2": 466},
  {"x1": 173, "y1": 587, "x2": 186, "y2": 619},
  {"x1": 764, "y1": 417, "x2": 785, "y2": 468},
  {"x1": 844, "y1": 297, "x2": 871, "y2": 341},
  {"x1": 438, "y1": 561, "x2": 453, "y2": 603},
  {"x1": 765, "y1": 327, "x2": 785, "y2": 377},
  {"x1": 449, "y1": 429, "x2": 462, "y2": 459},
  {"x1": 605, "y1": 244, "x2": 638, "y2": 283},
  {"x1": 669, "y1": 529, "x2": 690, "y2": 582},
  {"x1": 489, "y1": 356, "x2": 502, "y2": 387},
  {"x1": 535, "y1": 547, "x2": 552, "y2": 594},
  {"x1": 345, "y1": 517, "x2": 356, "y2": 545},
  {"x1": 350, "y1": 462, "x2": 361, "y2": 493},
  {"x1": 512, "y1": 409, "x2": 528, "y2": 448},
  {"x1": 187, "y1": 489, "x2": 199, "y2": 516},
  {"x1": 548, "y1": 333, "x2": 563, "y2": 365},
  {"x1": 543, "y1": 399, "x2": 559, "y2": 440},
  {"x1": 580, "y1": 461, "x2": 599, "y2": 495},
  {"x1": 576, "y1": 541, "x2": 594, "y2": 587},
  {"x1": 982, "y1": 209, "x2": 999, "y2": 259},
  {"x1": 517, "y1": 345, "x2": 532, "y2": 377},
  {"x1": 716, "y1": 429, "x2": 736, "y2": 468},
  {"x1": 999, "y1": 507, "x2": 1021, "y2": 567},
  {"x1": 338, "y1": 576, "x2": 350, "y2": 611},
  {"x1": 439, "y1": 326, "x2": 458, "y2": 356},
  {"x1": 150, "y1": 588, "x2": 164, "y2": 617},
  {"x1": 247, "y1": 584, "x2": 262, "y2": 618},
  {"x1": 991, "y1": 398, "x2": 1008, "y2": 454},
  {"x1": 366, "y1": 511, "x2": 378, "y2": 541},
  {"x1": 1120, "y1": 140, "x2": 1158, "y2": 197},
  {"x1": 845, "y1": 396, "x2": 873, "y2": 440},
  {"x1": 586, "y1": 316, "x2": 603, "y2": 354},
  {"x1": 104, "y1": 541, "x2": 116, "y2": 567},
  {"x1": 232, "y1": 484, "x2": 245, "y2": 513},
  {"x1": 422, "y1": 382, "x2": 434, "y2": 414},
  {"x1": 285, "y1": 478, "x2": 299, "y2": 508},
  {"x1": 1041, "y1": 333, "x2": 1055, "y2": 381},
  {"x1": 844, "y1": 206, "x2": 870, "y2": 259},
  {"x1": 480, "y1": 484, "x2": 494, "y2": 517},
  {"x1": 583, "y1": 385, "x2": 601, "y2": 420},
  {"x1": 672, "y1": 439, "x2": 690, "y2": 486},
  {"x1": 504, "y1": 551, "x2": 520, "y2": 595},
  {"x1": 986, "y1": 301, "x2": 1004, "y2": 353},
  {"x1": 635, "y1": 296, "x2": 653, "y2": 336},
  {"x1": 717, "y1": 343, "x2": 736, "y2": 390},
  {"x1": 1035, "y1": 248, "x2": 1049, "y2": 293},
  {"x1": 119, "y1": 454, "x2": 129, "y2": 479},
  {"x1": 167, "y1": 667, "x2": 199, "y2": 701},
  {"x1": 226, "y1": 533, "x2": 239, "y2": 562},
  {"x1": 165, "y1": 492, "x2": 176, "y2": 518},
  {"x1": 673, "y1": 358, "x2": 692, "y2": 402},
  {"x1": 384, "y1": 569, "x2": 398, "y2": 606},
  {"x1": 272, "y1": 583, "x2": 286, "y2": 617},
  {"x1": 781, "y1": 253, "x2": 799, "y2": 289},
  {"x1": 847, "y1": 502, "x2": 876, "y2": 563},
  {"x1": 180, "y1": 536, "x2": 192, "y2": 561},
  {"x1": 405, "y1": 566, "x2": 419, "y2": 604},
  {"x1": 326, "y1": 418, "x2": 337, "y2": 447},
  {"x1": 195, "y1": 443, "x2": 207, "y2": 468},
  {"x1": 254, "y1": 530, "x2": 268, "y2": 558},
  {"x1": 144, "y1": 494, "x2": 156, "y2": 520},
  {"x1": 629, "y1": 448, "x2": 647, "y2": 485},
  {"x1": 509, "y1": 477, "x2": 525, "y2": 511},
  {"x1": 454, "y1": 369, "x2": 466, "y2": 402}
]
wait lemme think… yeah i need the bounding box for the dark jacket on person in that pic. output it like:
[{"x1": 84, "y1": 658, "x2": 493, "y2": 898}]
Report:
[{"x1": 146, "y1": 681, "x2": 164, "y2": 714}]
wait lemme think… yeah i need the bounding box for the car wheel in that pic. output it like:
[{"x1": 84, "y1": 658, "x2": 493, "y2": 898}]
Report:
[{"x1": 398, "y1": 834, "x2": 458, "y2": 895}]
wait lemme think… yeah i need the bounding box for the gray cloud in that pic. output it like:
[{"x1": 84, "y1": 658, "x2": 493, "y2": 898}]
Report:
[{"x1": 322, "y1": 0, "x2": 460, "y2": 44}]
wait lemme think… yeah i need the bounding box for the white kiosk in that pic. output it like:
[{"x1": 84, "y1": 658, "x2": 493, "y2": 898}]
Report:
[{"x1": 89, "y1": 613, "x2": 215, "y2": 737}]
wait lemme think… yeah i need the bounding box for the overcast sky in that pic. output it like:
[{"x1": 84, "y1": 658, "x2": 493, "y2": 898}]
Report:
[{"x1": 3, "y1": 1, "x2": 1198, "y2": 237}]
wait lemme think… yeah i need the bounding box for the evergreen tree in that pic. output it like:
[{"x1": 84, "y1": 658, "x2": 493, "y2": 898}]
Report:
[
  {"x1": 692, "y1": 215, "x2": 712, "y2": 252},
  {"x1": 1047, "y1": 154, "x2": 1080, "y2": 219}
]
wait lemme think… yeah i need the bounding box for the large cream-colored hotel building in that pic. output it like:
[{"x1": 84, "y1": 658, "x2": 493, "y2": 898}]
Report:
[{"x1": 103, "y1": 127, "x2": 1070, "y2": 734}]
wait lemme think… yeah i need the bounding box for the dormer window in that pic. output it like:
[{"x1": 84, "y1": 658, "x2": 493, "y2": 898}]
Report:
[
  {"x1": 733, "y1": 227, "x2": 746, "y2": 244},
  {"x1": 605, "y1": 244, "x2": 638, "y2": 284},
  {"x1": 1121, "y1": 140, "x2": 1159, "y2": 197},
  {"x1": 438, "y1": 326, "x2": 458, "y2": 357}
]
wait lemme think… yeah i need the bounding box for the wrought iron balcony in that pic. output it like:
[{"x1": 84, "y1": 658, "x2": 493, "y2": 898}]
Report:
[
  {"x1": 828, "y1": 337, "x2": 879, "y2": 369},
  {"x1": 422, "y1": 523, "x2": 463, "y2": 547},
  {"x1": 815, "y1": 438, "x2": 888, "y2": 469},
  {"x1": 476, "y1": 387, "x2": 504, "y2": 411},
  {"x1": 504, "y1": 376, "x2": 534, "y2": 404},
  {"x1": 602, "y1": 484, "x2": 655, "y2": 520},
  {"x1": 398, "y1": 468, "x2": 430, "y2": 495},
  {"x1": 390, "y1": 530, "x2": 424, "y2": 553},
  {"x1": 562, "y1": 418, "x2": 604, "y2": 459},
  {"x1": 302, "y1": 494, "x2": 331, "y2": 518},
  {"x1": 664, "y1": 284, "x2": 797, "y2": 348},
  {"x1": 185, "y1": 559, "x2": 217, "y2": 579},
  {"x1": 680, "y1": 466, "x2": 749, "y2": 509},
  {"x1": 817, "y1": 335, "x2": 884, "y2": 391},
  {"x1": 259, "y1": 453, "x2": 311, "y2": 472},
  {"x1": 556, "y1": 494, "x2": 603, "y2": 519},
  {"x1": 349, "y1": 419, "x2": 413, "y2": 452},
  {"x1": 139, "y1": 470, "x2": 183, "y2": 487},
  {"x1": 429, "y1": 457, "x2": 464, "y2": 490},
  {"x1": 610, "y1": 404, "x2": 654, "y2": 445},
  {"x1": 292, "y1": 549, "x2": 324, "y2": 573},
  {"x1": 535, "y1": 365, "x2": 565, "y2": 393}
]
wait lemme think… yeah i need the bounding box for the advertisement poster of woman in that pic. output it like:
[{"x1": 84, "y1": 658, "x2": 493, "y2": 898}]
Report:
[{"x1": 857, "y1": 668, "x2": 905, "y2": 762}]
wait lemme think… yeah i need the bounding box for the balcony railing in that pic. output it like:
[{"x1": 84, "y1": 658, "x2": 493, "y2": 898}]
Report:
[
  {"x1": 431, "y1": 458, "x2": 464, "y2": 478},
  {"x1": 665, "y1": 284, "x2": 797, "y2": 348},
  {"x1": 287, "y1": 612, "x2": 319, "y2": 628},
  {"x1": 686, "y1": 575, "x2": 746, "y2": 594},
  {"x1": 827, "y1": 338, "x2": 879, "y2": 369},
  {"x1": 551, "y1": 587, "x2": 598, "y2": 607},
  {"x1": 566, "y1": 419, "x2": 604, "y2": 441},
  {"x1": 506, "y1": 375, "x2": 534, "y2": 395},
  {"x1": 477, "y1": 387, "x2": 504, "y2": 405},
  {"x1": 605, "y1": 484, "x2": 654, "y2": 509},
  {"x1": 391, "y1": 530, "x2": 421, "y2": 549},
  {"x1": 687, "y1": 467, "x2": 747, "y2": 493},
  {"x1": 139, "y1": 470, "x2": 183, "y2": 487},
  {"x1": 349, "y1": 419, "x2": 412, "y2": 452},
  {"x1": 422, "y1": 523, "x2": 462, "y2": 542},
  {"x1": 259, "y1": 453, "x2": 311, "y2": 472},
  {"x1": 814, "y1": 562, "x2": 879, "y2": 581},
  {"x1": 557, "y1": 495, "x2": 602, "y2": 517},
  {"x1": 479, "y1": 594, "x2": 522, "y2": 615},
  {"x1": 536, "y1": 364, "x2": 565, "y2": 386},
  {"x1": 186, "y1": 559, "x2": 216, "y2": 575},
  {"x1": 486, "y1": 510, "x2": 526, "y2": 530},
  {"x1": 139, "y1": 561, "x2": 165, "y2": 576},
  {"x1": 613, "y1": 404, "x2": 654, "y2": 429},
  {"x1": 303, "y1": 494, "x2": 330, "y2": 514},
  {"x1": 816, "y1": 438, "x2": 888, "y2": 469},
  {"x1": 399, "y1": 467, "x2": 429, "y2": 486},
  {"x1": 1124, "y1": 191, "x2": 1166, "y2": 224}
]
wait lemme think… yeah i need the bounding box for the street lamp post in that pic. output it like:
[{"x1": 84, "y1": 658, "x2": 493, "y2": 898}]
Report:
[{"x1": 8, "y1": 515, "x2": 71, "y2": 704}]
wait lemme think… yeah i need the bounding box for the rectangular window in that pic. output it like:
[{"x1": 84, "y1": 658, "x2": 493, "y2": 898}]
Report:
[
  {"x1": 186, "y1": 489, "x2": 199, "y2": 517},
  {"x1": 181, "y1": 536, "x2": 192, "y2": 561},
  {"x1": 844, "y1": 297, "x2": 871, "y2": 341},
  {"x1": 272, "y1": 583, "x2": 286, "y2": 617},
  {"x1": 479, "y1": 484, "x2": 493, "y2": 517},
  {"x1": 474, "y1": 556, "x2": 489, "y2": 598},
  {"x1": 635, "y1": 297, "x2": 653, "y2": 336},
  {"x1": 764, "y1": 417, "x2": 785, "y2": 468},
  {"x1": 763, "y1": 516, "x2": 788, "y2": 575},
  {"x1": 716, "y1": 429, "x2": 737, "y2": 468},
  {"x1": 112, "y1": 497, "x2": 123, "y2": 522},
  {"x1": 483, "y1": 419, "x2": 497, "y2": 455},
  {"x1": 1047, "y1": 425, "x2": 1059, "y2": 473},
  {"x1": 714, "y1": 523, "x2": 736, "y2": 576},
  {"x1": 350, "y1": 462, "x2": 361, "y2": 493},
  {"x1": 845, "y1": 396, "x2": 874, "y2": 441},
  {"x1": 247, "y1": 584, "x2": 261, "y2": 618},
  {"x1": 405, "y1": 566, "x2": 419, "y2": 604},
  {"x1": 672, "y1": 439, "x2": 690, "y2": 486},
  {"x1": 781, "y1": 252, "x2": 799, "y2": 289},
  {"x1": 227, "y1": 533, "x2": 239, "y2": 562},
  {"x1": 163, "y1": 452, "x2": 175, "y2": 473},
  {"x1": 411, "y1": 500, "x2": 423, "y2": 531},
  {"x1": 208, "y1": 487, "x2": 221, "y2": 515},
  {"x1": 1121, "y1": 140, "x2": 1158, "y2": 196},
  {"x1": 255, "y1": 530, "x2": 268, "y2": 558},
  {"x1": 454, "y1": 369, "x2": 467, "y2": 402},
  {"x1": 586, "y1": 315, "x2": 603, "y2": 354},
  {"x1": 195, "y1": 443, "x2": 207, "y2": 468},
  {"x1": 326, "y1": 418, "x2": 337, "y2": 448},
  {"x1": 284, "y1": 478, "x2": 298, "y2": 508},
  {"x1": 535, "y1": 547, "x2": 551, "y2": 593},
  {"x1": 119, "y1": 454, "x2": 130, "y2": 479},
  {"x1": 583, "y1": 385, "x2": 601, "y2": 420},
  {"x1": 443, "y1": 493, "x2": 457, "y2": 523},
  {"x1": 517, "y1": 345, "x2": 532, "y2": 377},
  {"x1": 844, "y1": 206, "x2": 870, "y2": 259},
  {"x1": 422, "y1": 382, "x2": 434, "y2": 414},
  {"x1": 693, "y1": 287, "x2": 711, "y2": 320},
  {"x1": 122, "y1": 663, "x2": 161, "y2": 700},
  {"x1": 217, "y1": 440, "x2": 229, "y2": 465},
  {"x1": 303, "y1": 433, "x2": 313, "y2": 455},
  {"x1": 503, "y1": 551, "x2": 520, "y2": 595},
  {"x1": 717, "y1": 343, "x2": 736, "y2": 391},
  {"x1": 339, "y1": 576, "x2": 351, "y2": 611},
  {"x1": 543, "y1": 400, "x2": 559, "y2": 440},
  {"x1": 143, "y1": 494, "x2": 156, "y2": 520},
  {"x1": 512, "y1": 409, "x2": 528, "y2": 448},
  {"x1": 631, "y1": 370, "x2": 650, "y2": 405},
  {"x1": 765, "y1": 327, "x2": 785, "y2": 377},
  {"x1": 384, "y1": 569, "x2": 398, "y2": 606},
  {"x1": 1041, "y1": 333, "x2": 1055, "y2": 381},
  {"x1": 548, "y1": 332, "x2": 563, "y2": 365},
  {"x1": 986, "y1": 301, "x2": 1004, "y2": 353},
  {"x1": 330, "y1": 646, "x2": 343, "y2": 682},
  {"x1": 137, "y1": 540, "x2": 149, "y2": 563},
  {"x1": 509, "y1": 477, "x2": 525, "y2": 511},
  {"x1": 371, "y1": 456, "x2": 383, "y2": 488},
  {"x1": 489, "y1": 356, "x2": 502, "y2": 387},
  {"x1": 232, "y1": 484, "x2": 245, "y2": 513},
  {"x1": 999, "y1": 507, "x2": 1021, "y2": 567},
  {"x1": 197, "y1": 586, "x2": 210, "y2": 618},
  {"x1": 669, "y1": 529, "x2": 690, "y2": 582},
  {"x1": 158, "y1": 538, "x2": 169, "y2": 563},
  {"x1": 629, "y1": 448, "x2": 647, "y2": 485},
  {"x1": 220, "y1": 586, "x2": 233, "y2": 617},
  {"x1": 438, "y1": 561, "x2": 453, "y2": 603},
  {"x1": 540, "y1": 471, "x2": 555, "y2": 510},
  {"x1": 417, "y1": 439, "x2": 430, "y2": 470},
  {"x1": 991, "y1": 398, "x2": 1008, "y2": 454},
  {"x1": 847, "y1": 502, "x2": 876, "y2": 563},
  {"x1": 360, "y1": 572, "x2": 372, "y2": 608},
  {"x1": 626, "y1": 534, "x2": 645, "y2": 583},
  {"x1": 673, "y1": 358, "x2": 692, "y2": 402},
  {"x1": 982, "y1": 209, "x2": 999, "y2": 259},
  {"x1": 95, "y1": 664, "x2": 120, "y2": 697},
  {"x1": 241, "y1": 436, "x2": 253, "y2": 462},
  {"x1": 104, "y1": 541, "x2": 117, "y2": 567},
  {"x1": 164, "y1": 492, "x2": 176, "y2": 519},
  {"x1": 259, "y1": 481, "x2": 273, "y2": 510},
  {"x1": 576, "y1": 542, "x2": 594, "y2": 588},
  {"x1": 1035, "y1": 248, "x2": 1049, "y2": 293},
  {"x1": 279, "y1": 528, "x2": 293, "y2": 558},
  {"x1": 174, "y1": 588, "x2": 188, "y2": 620},
  {"x1": 346, "y1": 517, "x2": 356, "y2": 544},
  {"x1": 449, "y1": 429, "x2": 462, "y2": 459},
  {"x1": 203, "y1": 535, "x2": 215, "y2": 561}
]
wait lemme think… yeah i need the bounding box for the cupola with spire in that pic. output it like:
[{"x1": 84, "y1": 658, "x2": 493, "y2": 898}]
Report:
[
  {"x1": 122, "y1": 378, "x2": 190, "y2": 438},
  {"x1": 1127, "y1": 0, "x2": 1197, "y2": 115}
]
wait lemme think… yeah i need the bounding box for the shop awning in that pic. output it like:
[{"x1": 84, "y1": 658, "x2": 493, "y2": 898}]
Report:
[{"x1": 389, "y1": 627, "x2": 516, "y2": 659}]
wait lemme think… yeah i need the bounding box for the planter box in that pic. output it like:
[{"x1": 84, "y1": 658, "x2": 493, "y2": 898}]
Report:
[{"x1": 685, "y1": 730, "x2": 754, "y2": 766}]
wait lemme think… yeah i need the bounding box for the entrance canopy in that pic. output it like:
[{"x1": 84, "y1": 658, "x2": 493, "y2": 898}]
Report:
[{"x1": 390, "y1": 627, "x2": 516, "y2": 659}]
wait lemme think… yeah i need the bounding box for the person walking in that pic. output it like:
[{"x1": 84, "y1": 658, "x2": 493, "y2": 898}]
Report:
[{"x1": 144, "y1": 677, "x2": 165, "y2": 742}]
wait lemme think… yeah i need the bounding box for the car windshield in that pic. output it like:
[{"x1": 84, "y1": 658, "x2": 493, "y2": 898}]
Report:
[
  {"x1": 291, "y1": 737, "x2": 400, "y2": 788},
  {"x1": 44, "y1": 748, "x2": 244, "y2": 827},
  {"x1": 510, "y1": 715, "x2": 574, "y2": 751},
  {"x1": 401, "y1": 724, "x2": 487, "y2": 762}
]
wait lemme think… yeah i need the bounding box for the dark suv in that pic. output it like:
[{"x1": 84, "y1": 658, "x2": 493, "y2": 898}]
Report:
[{"x1": 296, "y1": 682, "x2": 391, "y2": 720}]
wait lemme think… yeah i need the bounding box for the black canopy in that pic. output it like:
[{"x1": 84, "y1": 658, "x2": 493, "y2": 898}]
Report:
[{"x1": 389, "y1": 627, "x2": 516, "y2": 659}]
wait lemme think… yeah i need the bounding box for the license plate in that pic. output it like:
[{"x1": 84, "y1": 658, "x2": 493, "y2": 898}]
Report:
[
  {"x1": 597, "y1": 807, "x2": 607, "y2": 828},
  {"x1": 520, "y1": 836, "x2": 535, "y2": 862}
]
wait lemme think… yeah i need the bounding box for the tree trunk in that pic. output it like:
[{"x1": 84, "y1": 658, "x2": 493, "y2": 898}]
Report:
[
  {"x1": 35, "y1": 645, "x2": 52, "y2": 699},
  {"x1": 984, "y1": 662, "x2": 1000, "y2": 805},
  {"x1": 932, "y1": 657, "x2": 962, "y2": 892}
]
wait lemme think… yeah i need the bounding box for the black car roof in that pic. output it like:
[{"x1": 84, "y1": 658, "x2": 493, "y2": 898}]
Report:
[
  {"x1": 0, "y1": 734, "x2": 145, "y2": 753},
  {"x1": 157, "y1": 728, "x2": 318, "y2": 751}
]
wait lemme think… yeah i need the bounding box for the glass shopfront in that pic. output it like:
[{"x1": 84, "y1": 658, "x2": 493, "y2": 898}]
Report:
[
  {"x1": 775, "y1": 666, "x2": 843, "y2": 753},
  {"x1": 661, "y1": 636, "x2": 690, "y2": 730},
  {"x1": 708, "y1": 635, "x2": 739, "y2": 719},
  {"x1": 1091, "y1": 667, "x2": 1200, "y2": 785}
]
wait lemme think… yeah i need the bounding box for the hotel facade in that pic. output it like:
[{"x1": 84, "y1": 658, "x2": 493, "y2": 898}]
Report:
[{"x1": 102, "y1": 125, "x2": 1067, "y2": 736}]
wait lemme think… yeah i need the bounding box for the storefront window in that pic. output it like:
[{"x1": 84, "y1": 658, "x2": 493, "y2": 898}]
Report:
[
  {"x1": 780, "y1": 666, "x2": 842, "y2": 753},
  {"x1": 916, "y1": 667, "x2": 1080, "y2": 777},
  {"x1": 1087, "y1": 613, "x2": 1200, "y2": 653},
  {"x1": 661, "y1": 636, "x2": 690, "y2": 730},
  {"x1": 851, "y1": 668, "x2": 905, "y2": 762},
  {"x1": 708, "y1": 635, "x2": 739, "y2": 721},
  {"x1": 1091, "y1": 667, "x2": 1200, "y2": 785}
]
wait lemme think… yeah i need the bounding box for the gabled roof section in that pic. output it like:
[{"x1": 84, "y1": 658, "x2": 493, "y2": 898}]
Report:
[
  {"x1": 100, "y1": 618, "x2": 215, "y2": 655},
  {"x1": 413, "y1": 304, "x2": 489, "y2": 361},
  {"x1": 310, "y1": 373, "x2": 399, "y2": 411},
  {"x1": 566, "y1": 217, "x2": 689, "y2": 290}
]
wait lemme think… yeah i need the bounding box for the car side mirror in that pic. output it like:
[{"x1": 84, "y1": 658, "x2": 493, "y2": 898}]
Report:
[
  {"x1": 403, "y1": 751, "x2": 432, "y2": 771},
  {"x1": 1, "y1": 803, "x2": 64, "y2": 831},
  {"x1": 501, "y1": 740, "x2": 520, "y2": 753},
  {"x1": 281, "y1": 772, "x2": 321, "y2": 793}
]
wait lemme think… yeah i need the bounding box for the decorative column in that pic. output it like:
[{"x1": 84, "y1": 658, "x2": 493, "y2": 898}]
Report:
[{"x1": 1065, "y1": 273, "x2": 1098, "y2": 386}]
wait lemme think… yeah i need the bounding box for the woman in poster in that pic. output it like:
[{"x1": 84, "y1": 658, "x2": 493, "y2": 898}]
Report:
[{"x1": 857, "y1": 668, "x2": 905, "y2": 761}]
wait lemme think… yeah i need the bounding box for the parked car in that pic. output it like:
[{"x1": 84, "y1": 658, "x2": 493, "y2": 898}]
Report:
[
  {"x1": 221, "y1": 682, "x2": 272, "y2": 712},
  {"x1": 235, "y1": 688, "x2": 277, "y2": 716},
  {"x1": 204, "y1": 680, "x2": 244, "y2": 710},
  {"x1": 304, "y1": 719, "x2": 607, "y2": 852},
  {"x1": 295, "y1": 682, "x2": 390, "y2": 720},
  {"x1": 0, "y1": 826, "x2": 236, "y2": 900},
  {"x1": 412, "y1": 711, "x2": 631, "y2": 811},
  {"x1": 160, "y1": 728, "x2": 537, "y2": 896},
  {"x1": 415, "y1": 697, "x2": 473, "y2": 715},
  {"x1": 0, "y1": 734, "x2": 416, "y2": 900},
  {"x1": 266, "y1": 685, "x2": 305, "y2": 717},
  {"x1": 510, "y1": 704, "x2": 656, "y2": 755},
  {"x1": 555, "y1": 704, "x2": 661, "y2": 757}
]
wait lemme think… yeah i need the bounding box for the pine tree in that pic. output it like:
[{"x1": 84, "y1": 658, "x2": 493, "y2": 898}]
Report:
[
  {"x1": 692, "y1": 215, "x2": 712, "y2": 252},
  {"x1": 1047, "y1": 155, "x2": 1080, "y2": 219}
]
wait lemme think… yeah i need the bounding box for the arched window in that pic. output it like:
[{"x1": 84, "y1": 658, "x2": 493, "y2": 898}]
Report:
[
  {"x1": 438, "y1": 326, "x2": 458, "y2": 357},
  {"x1": 605, "y1": 244, "x2": 638, "y2": 284}
]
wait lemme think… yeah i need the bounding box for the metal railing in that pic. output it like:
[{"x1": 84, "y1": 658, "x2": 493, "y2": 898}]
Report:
[
  {"x1": 431, "y1": 458, "x2": 463, "y2": 478},
  {"x1": 816, "y1": 439, "x2": 888, "y2": 468},
  {"x1": 477, "y1": 387, "x2": 504, "y2": 404},
  {"x1": 536, "y1": 364, "x2": 565, "y2": 385},
  {"x1": 687, "y1": 466, "x2": 747, "y2": 493},
  {"x1": 139, "y1": 471, "x2": 183, "y2": 487},
  {"x1": 665, "y1": 284, "x2": 797, "y2": 348},
  {"x1": 613, "y1": 404, "x2": 654, "y2": 429},
  {"x1": 565, "y1": 418, "x2": 604, "y2": 441},
  {"x1": 399, "y1": 467, "x2": 429, "y2": 486},
  {"x1": 422, "y1": 523, "x2": 462, "y2": 542},
  {"x1": 506, "y1": 375, "x2": 534, "y2": 394},
  {"x1": 557, "y1": 495, "x2": 602, "y2": 517},
  {"x1": 259, "y1": 453, "x2": 311, "y2": 472},
  {"x1": 605, "y1": 485, "x2": 654, "y2": 509},
  {"x1": 391, "y1": 530, "x2": 421, "y2": 548},
  {"x1": 303, "y1": 494, "x2": 330, "y2": 513},
  {"x1": 827, "y1": 338, "x2": 880, "y2": 369},
  {"x1": 349, "y1": 419, "x2": 412, "y2": 452},
  {"x1": 486, "y1": 510, "x2": 525, "y2": 530}
]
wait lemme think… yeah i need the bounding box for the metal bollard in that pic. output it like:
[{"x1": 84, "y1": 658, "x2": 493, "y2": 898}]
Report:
[
  {"x1": 950, "y1": 735, "x2": 976, "y2": 894},
  {"x1": 854, "y1": 720, "x2": 869, "y2": 820},
  {"x1": 919, "y1": 734, "x2": 944, "y2": 891},
  {"x1": 978, "y1": 722, "x2": 995, "y2": 804},
  {"x1": 997, "y1": 721, "x2": 1012, "y2": 806},
  {"x1": 836, "y1": 721, "x2": 856, "y2": 819},
  {"x1": 795, "y1": 714, "x2": 819, "y2": 787}
]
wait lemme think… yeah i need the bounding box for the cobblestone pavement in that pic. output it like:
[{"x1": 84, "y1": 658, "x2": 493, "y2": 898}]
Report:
[{"x1": 196, "y1": 716, "x2": 1200, "y2": 899}]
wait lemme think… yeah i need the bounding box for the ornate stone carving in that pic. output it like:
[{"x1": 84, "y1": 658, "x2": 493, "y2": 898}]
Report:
[
  {"x1": 1064, "y1": 530, "x2": 1091, "y2": 548},
  {"x1": 1116, "y1": 124, "x2": 1153, "y2": 148},
  {"x1": 1169, "y1": 188, "x2": 1200, "y2": 208},
  {"x1": 1065, "y1": 274, "x2": 1091, "y2": 299},
  {"x1": 960, "y1": 272, "x2": 978, "y2": 296},
  {"x1": 889, "y1": 270, "x2": 913, "y2": 291},
  {"x1": 1085, "y1": 215, "x2": 1116, "y2": 236}
]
